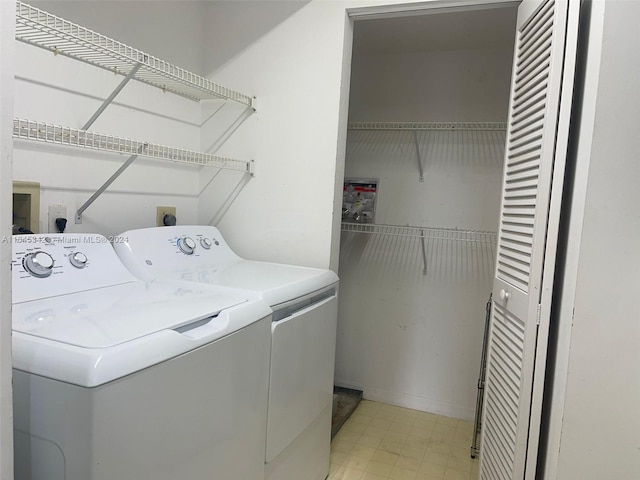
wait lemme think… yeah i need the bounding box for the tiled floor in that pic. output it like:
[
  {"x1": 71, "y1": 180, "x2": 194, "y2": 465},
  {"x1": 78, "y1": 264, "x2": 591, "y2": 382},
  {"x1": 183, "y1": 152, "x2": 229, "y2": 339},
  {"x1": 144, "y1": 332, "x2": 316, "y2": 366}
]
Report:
[{"x1": 329, "y1": 400, "x2": 479, "y2": 480}]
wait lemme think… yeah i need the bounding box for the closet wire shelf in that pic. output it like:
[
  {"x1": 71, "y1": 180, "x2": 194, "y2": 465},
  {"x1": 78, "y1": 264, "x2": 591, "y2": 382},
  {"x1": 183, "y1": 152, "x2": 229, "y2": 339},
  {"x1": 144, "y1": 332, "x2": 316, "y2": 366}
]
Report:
[
  {"x1": 15, "y1": 1, "x2": 254, "y2": 106},
  {"x1": 13, "y1": 119, "x2": 254, "y2": 174},
  {"x1": 341, "y1": 223, "x2": 497, "y2": 277},
  {"x1": 342, "y1": 223, "x2": 497, "y2": 244},
  {"x1": 348, "y1": 122, "x2": 507, "y2": 131}
]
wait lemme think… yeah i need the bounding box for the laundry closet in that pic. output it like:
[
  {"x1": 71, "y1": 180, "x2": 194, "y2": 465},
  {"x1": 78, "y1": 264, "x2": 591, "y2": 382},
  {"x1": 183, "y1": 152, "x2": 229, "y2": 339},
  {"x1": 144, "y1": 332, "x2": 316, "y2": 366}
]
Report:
[{"x1": 335, "y1": 5, "x2": 518, "y2": 421}]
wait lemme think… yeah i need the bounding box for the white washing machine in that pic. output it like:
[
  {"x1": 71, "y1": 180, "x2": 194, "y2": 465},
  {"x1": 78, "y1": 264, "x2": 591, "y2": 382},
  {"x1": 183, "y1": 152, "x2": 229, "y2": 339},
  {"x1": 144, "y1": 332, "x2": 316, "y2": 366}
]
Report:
[
  {"x1": 12, "y1": 234, "x2": 272, "y2": 480},
  {"x1": 114, "y1": 226, "x2": 339, "y2": 480}
]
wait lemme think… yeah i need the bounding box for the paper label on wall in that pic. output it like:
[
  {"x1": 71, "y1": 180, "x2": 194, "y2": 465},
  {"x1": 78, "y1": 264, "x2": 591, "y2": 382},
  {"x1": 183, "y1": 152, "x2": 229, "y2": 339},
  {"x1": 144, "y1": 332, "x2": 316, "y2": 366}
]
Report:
[{"x1": 343, "y1": 179, "x2": 378, "y2": 223}]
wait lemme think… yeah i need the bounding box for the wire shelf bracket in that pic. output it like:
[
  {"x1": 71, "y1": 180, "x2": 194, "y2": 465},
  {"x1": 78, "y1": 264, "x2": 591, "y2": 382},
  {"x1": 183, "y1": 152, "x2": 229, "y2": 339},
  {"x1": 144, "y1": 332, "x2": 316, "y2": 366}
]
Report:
[
  {"x1": 419, "y1": 230, "x2": 428, "y2": 275},
  {"x1": 15, "y1": 1, "x2": 255, "y2": 107},
  {"x1": 82, "y1": 62, "x2": 142, "y2": 131},
  {"x1": 412, "y1": 130, "x2": 425, "y2": 182},
  {"x1": 75, "y1": 144, "x2": 146, "y2": 224}
]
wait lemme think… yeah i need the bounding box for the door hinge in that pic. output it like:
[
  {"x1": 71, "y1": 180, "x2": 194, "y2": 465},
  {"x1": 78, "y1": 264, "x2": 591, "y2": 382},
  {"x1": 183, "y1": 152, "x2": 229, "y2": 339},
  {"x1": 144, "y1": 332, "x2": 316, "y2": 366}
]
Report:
[{"x1": 536, "y1": 304, "x2": 542, "y2": 325}]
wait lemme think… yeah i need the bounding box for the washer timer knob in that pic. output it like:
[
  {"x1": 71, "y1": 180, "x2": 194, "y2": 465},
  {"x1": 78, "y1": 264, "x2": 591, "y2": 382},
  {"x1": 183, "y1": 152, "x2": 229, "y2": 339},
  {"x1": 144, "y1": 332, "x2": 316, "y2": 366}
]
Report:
[
  {"x1": 177, "y1": 236, "x2": 197, "y2": 255},
  {"x1": 23, "y1": 251, "x2": 55, "y2": 278},
  {"x1": 200, "y1": 238, "x2": 212, "y2": 250},
  {"x1": 69, "y1": 252, "x2": 88, "y2": 269}
]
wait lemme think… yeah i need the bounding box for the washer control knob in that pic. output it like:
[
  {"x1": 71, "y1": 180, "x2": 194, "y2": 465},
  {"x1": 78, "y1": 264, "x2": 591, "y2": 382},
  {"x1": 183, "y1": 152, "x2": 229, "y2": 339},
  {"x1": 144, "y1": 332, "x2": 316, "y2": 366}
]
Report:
[
  {"x1": 69, "y1": 251, "x2": 88, "y2": 269},
  {"x1": 200, "y1": 238, "x2": 212, "y2": 250},
  {"x1": 24, "y1": 251, "x2": 55, "y2": 278},
  {"x1": 177, "y1": 236, "x2": 196, "y2": 255}
]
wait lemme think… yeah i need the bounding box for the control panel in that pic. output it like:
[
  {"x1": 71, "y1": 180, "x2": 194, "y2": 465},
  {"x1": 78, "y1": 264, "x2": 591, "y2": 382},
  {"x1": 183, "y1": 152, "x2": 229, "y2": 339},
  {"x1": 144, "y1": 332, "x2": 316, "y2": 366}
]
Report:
[
  {"x1": 173, "y1": 235, "x2": 222, "y2": 256},
  {"x1": 113, "y1": 226, "x2": 239, "y2": 282},
  {"x1": 12, "y1": 234, "x2": 137, "y2": 304}
]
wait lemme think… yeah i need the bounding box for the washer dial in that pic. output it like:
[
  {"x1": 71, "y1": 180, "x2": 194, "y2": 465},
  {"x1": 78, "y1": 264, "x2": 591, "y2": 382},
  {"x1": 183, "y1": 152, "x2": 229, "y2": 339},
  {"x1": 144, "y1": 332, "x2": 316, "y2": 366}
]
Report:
[
  {"x1": 69, "y1": 251, "x2": 88, "y2": 269},
  {"x1": 23, "y1": 251, "x2": 55, "y2": 278},
  {"x1": 177, "y1": 236, "x2": 196, "y2": 255},
  {"x1": 200, "y1": 238, "x2": 212, "y2": 250}
]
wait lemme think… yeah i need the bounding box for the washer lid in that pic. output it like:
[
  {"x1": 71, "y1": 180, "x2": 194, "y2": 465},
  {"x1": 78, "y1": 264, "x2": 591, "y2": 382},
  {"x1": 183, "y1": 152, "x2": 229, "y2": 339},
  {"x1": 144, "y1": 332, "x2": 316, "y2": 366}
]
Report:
[
  {"x1": 175, "y1": 260, "x2": 339, "y2": 306},
  {"x1": 12, "y1": 281, "x2": 246, "y2": 349}
]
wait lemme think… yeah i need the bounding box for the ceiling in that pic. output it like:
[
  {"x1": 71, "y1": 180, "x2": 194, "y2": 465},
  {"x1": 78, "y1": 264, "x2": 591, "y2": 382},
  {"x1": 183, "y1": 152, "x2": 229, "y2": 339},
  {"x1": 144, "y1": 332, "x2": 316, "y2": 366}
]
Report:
[{"x1": 353, "y1": 6, "x2": 518, "y2": 55}]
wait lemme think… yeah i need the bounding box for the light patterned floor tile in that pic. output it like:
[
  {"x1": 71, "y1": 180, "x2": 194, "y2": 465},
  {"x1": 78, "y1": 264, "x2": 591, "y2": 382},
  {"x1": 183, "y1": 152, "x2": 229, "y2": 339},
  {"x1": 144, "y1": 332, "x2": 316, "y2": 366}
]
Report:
[
  {"x1": 344, "y1": 422, "x2": 370, "y2": 434},
  {"x1": 358, "y1": 434, "x2": 384, "y2": 448},
  {"x1": 371, "y1": 449, "x2": 399, "y2": 465},
  {"x1": 379, "y1": 440, "x2": 404, "y2": 455},
  {"x1": 351, "y1": 445, "x2": 377, "y2": 460},
  {"x1": 331, "y1": 451, "x2": 349, "y2": 465},
  {"x1": 419, "y1": 460, "x2": 446, "y2": 477},
  {"x1": 443, "y1": 467, "x2": 470, "y2": 480},
  {"x1": 422, "y1": 450, "x2": 449, "y2": 467},
  {"x1": 365, "y1": 460, "x2": 395, "y2": 477},
  {"x1": 405, "y1": 435, "x2": 430, "y2": 449},
  {"x1": 338, "y1": 430, "x2": 365, "y2": 444},
  {"x1": 332, "y1": 440, "x2": 356, "y2": 454},
  {"x1": 389, "y1": 422, "x2": 413, "y2": 434},
  {"x1": 371, "y1": 418, "x2": 394, "y2": 430},
  {"x1": 364, "y1": 426, "x2": 388, "y2": 438},
  {"x1": 331, "y1": 402, "x2": 480, "y2": 480},
  {"x1": 384, "y1": 431, "x2": 409, "y2": 444},
  {"x1": 390, "y1": 465, "x2": 419, "y2": 480},
  {"x1": 343, "y1": 454, "x2": 371, "y2": 471},
  {"x1": 361, "y1": 472, "x2": 388, "y2": 480},
  {"x1": 331, "y1": 465, "x2": 366, "y2": 480},
  {"x1": 395, "y1": 454, "x2": 422, "y2": 472},
  {"x1": 416, "y1": 473, "x2": 446, "y2": 480}
]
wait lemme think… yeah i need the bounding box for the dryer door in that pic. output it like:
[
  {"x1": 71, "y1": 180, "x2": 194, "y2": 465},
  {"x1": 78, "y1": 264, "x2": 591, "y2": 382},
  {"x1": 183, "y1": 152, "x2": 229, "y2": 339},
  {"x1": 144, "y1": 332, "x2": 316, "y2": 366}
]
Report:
[{"x1": 266, "y1": 291, "x2": 338, "y2": 463}]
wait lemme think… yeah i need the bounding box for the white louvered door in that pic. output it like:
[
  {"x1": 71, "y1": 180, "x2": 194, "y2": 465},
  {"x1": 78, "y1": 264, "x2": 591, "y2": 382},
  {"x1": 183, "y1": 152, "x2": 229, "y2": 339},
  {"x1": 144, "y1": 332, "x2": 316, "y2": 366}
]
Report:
[{"x1": 480, "y1": 0, "x2": 579, "y2": 479}]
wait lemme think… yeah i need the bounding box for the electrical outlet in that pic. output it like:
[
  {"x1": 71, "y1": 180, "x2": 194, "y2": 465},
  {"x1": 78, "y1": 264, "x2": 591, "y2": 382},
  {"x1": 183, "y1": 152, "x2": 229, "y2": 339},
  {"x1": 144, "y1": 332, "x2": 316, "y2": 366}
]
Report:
[
  {"x1": 48, "y1": 204, "x2": 67, "y2": 233},
  {"x1": 156, "y1": 206, "x2": 176, "y2": 227}
]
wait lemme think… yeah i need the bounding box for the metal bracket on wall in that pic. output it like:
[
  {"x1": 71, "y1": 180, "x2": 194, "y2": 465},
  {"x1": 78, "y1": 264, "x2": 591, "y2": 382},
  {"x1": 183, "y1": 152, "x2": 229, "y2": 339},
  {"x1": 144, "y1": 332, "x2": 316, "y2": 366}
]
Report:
[
  {"x1": 413, "y1": 130, "x2": 425, "y2": 183},
  {"x1": 82, "y1": 62, "x2": 143, "y2": 131},
  {"x1": 75, "y1": 143, "x2": 148, "y2": 224},
  {"x1": 420, "y1": 230, "x2": 428, "y2": 275}
]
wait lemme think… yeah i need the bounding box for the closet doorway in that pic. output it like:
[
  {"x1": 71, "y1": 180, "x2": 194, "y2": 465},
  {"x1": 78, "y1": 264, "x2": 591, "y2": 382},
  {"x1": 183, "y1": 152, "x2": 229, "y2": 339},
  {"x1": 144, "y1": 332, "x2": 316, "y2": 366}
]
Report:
[{"x1": 336, "y1": 2, "x2": 518, "y2": 423}]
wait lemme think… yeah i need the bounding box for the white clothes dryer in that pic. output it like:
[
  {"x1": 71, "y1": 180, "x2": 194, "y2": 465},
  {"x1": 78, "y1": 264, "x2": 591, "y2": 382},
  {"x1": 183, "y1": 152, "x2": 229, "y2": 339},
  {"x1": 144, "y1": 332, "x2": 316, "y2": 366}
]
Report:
[
  {"x1": 12, "y1": 234, "x2": 271, "y2": 480},
  {"x1": 114, "y1": 226, "x2": 339, "y2": 480}
]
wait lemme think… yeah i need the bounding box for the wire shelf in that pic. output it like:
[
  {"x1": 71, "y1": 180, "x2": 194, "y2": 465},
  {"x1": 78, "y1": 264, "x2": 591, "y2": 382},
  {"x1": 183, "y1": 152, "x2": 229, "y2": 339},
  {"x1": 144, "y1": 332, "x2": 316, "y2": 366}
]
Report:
[
  {"x1": 341, "y1": 222, "x2": 497, "y2": 244},
  {"x1": 15, "y1": 1, "x2": 254, "y2": 106},
  {"x1": 348, "y1": 122, "x2": 507, "y2": 131},
  {"x1": 341, "y1": 223, "x2": 497, "y2": 281},
  {"x1": 13, "y1": 119, "x2": 254, "y2": 174}
]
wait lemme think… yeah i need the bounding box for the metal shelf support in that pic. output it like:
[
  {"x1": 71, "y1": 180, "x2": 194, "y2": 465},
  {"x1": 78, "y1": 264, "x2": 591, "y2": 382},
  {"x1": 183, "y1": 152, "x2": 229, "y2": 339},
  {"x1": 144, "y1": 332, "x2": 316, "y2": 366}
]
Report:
[
  {"x1": 82, "y1": 63, "x2": 142, "y2": 131},
  {"x1": 413, "y1": 130, "x2": 425, "y2": 182},
  {"x1": 420, "y1": 230, "x2": 428, "y2": 275},
  {"x1": 75, "y1": 144, "x2": 147, "y2": 224}
]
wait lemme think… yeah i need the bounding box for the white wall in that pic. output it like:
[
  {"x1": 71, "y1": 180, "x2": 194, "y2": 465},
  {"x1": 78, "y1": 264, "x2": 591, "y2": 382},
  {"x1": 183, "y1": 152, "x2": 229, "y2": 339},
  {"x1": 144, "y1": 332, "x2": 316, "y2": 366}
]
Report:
[
  {"x1": 0, "y1": 3, "x2": 15, "y2": 478},
  {"x1": 197, "y1": 1, "x2": 355, "y2": 268},
  {"x1": 13, "y1": 2, "x2": 208, "y2": 236},
  {"x1": 349, "y1": 48, "x2": 514, "y2": 122},
  {"x1": 335, "y1": 43, "x2": 513, "y2": 419},
  {"x1": 552, "y1": 1, "x2": 640, "y2": 477}
]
